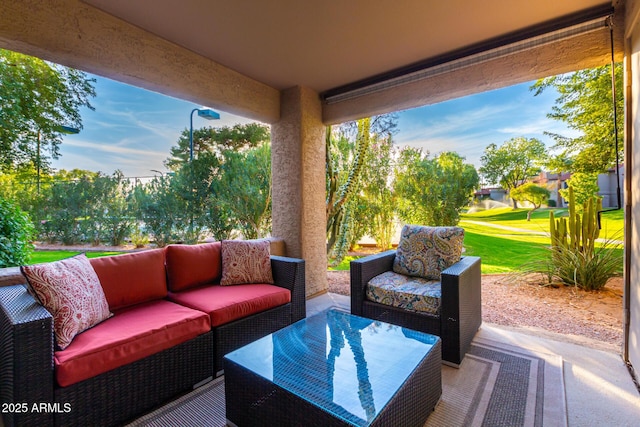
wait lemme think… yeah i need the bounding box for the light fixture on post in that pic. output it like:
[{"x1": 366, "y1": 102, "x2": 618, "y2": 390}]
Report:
[
  {"x1": 189, "y1": 107, "x2": 220, "y2": 161},
  {"x1": 57, "y1": 125, "x2": 80, "y2": 135}
]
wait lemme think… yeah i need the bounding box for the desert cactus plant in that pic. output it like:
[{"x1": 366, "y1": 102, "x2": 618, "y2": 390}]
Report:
[
  {"x1": 548, "y1": 187, "x2": 619, "y2": 290},
  {"x1": 550, "y1": 186, "x2": 601, "y2": 257}
]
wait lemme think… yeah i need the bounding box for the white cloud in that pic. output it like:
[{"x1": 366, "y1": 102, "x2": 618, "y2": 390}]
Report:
[{"x1": 62, "y1": 138, "x2": 166, "y2": 157}]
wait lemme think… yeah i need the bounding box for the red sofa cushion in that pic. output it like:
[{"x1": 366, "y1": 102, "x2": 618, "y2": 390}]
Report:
[
  {"x1": 168, "y1": 284, "x2": 291, "y2": 327},
  {"x1": 90, "y1": 249, "x2": 167, "y2": 310},
  {"x1": 54, "y1": 300, "x2": 210, "y2": 387},
  {"x1": 165, "y1": 242, "x2": 222, "y2": 292}
]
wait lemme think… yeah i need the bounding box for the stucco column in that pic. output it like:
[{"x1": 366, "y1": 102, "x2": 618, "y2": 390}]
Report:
[{"x1": 271, "y1": 86, "x2": 327, "y2": 297}]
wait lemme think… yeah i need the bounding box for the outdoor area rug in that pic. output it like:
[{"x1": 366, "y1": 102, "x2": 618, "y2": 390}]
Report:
[
  {"x1": 425, "y1": 338, "x2": 567, "y2": 427},
  {"x1": 128, "y1": 338, "x2": 566, "y2": 427}
]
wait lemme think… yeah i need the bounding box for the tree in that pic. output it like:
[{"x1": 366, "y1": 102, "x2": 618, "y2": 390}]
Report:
[
  {"x1": 43, "y1": 171, "x2": 98, "y2": 244},
  {"x1": 531, "y1": 63, "x2": 623, "y2": 174},
  {"x1": 171, "y1": 153, "x2": 220, "y2": 243},
  {"x1": 132, "y1": 176, "x2": 184, "y2": 247},
  {"x1": 395, "y1": 149, "x2": 479, "y2": 226},
  {"x1": 479, "y1": 137, "x2": 547, "y2": 208},
  {"x1": 325, "y1": 114, "x2": 398, "y2": 262},
  {"x1": 165, "y1": 123, "x2": 270, "y2": 170},
  {"x1": 216, "y1": 143, "x2": 272, "y2": 239},
  {"x1": 0, "y1": 196, "x2": 35, "y2": 267},
  {"x1": 326, "y1": 119, "x2": 371, "y2": 259},
  {"x1": 0, "y1": 49, "x2": 96, "y2": 173},
  {"x1": 162, "y1": 122, "x2": 272, "y2": 242},
  {"x1": 360, "y1": 134, "x2": 397, "y2": 250},
  {"x1": 87, "y1": 171, "x2": 134, "y2": 246},
  {"x1": 559, "y1": 172, "x2": 600, "y2": 207},
  {"x1": 510, "y1": 183, "x2": 550, "y2": 221}
]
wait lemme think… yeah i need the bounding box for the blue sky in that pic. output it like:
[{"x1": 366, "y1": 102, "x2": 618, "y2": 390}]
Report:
[{"x1": 52, "y1": 75, "x2": 576, "y2": 177}]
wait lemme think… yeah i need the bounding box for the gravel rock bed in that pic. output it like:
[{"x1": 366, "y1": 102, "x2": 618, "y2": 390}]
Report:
[{"x1": 327, "y1": 270, "x2": 623, "y2": 353}]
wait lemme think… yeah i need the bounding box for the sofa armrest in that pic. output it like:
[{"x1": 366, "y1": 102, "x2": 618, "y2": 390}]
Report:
[
  {"x1": 0, "y1": 285, "x2": 55, "y2": 427},
  {"x1": 349, "y1": 250, "x2": 396, "y2": 316},
  {"x1": 271, "y1": 256, "x2": 306, "y2": 323},
  {"x1": 0, "y1": 267, "x2": 27, "y2": 288},
  {"x1": 440, "y1": 256, "x2": 482, "y2": 362}
]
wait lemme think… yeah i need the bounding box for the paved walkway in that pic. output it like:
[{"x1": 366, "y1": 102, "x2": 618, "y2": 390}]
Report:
[
  {"x1": 461, "y1": 220, "x2": 548, "y2": 235},
  {"x1": 308, "y1": 293, "x2": 640, "y2": 426}
]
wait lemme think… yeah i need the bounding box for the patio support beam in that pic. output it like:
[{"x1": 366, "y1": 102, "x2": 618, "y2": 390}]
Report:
[
  {"x1": 271, "y1": 86, "x2": 327, "y2": 297},
  {"x1": 625, "y1": 0, "x2": 640, "y2": 371},
  {"x1": 0, "y1": 0, "x2": 280, "y2": 123},
  {"x1": 323, "y1": 8, "x2": 625, "y2": 124}
]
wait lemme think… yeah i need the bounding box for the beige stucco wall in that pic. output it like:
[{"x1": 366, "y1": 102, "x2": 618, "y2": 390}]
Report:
[
  {"x1": 626, "y1": 0, "x2": 640, "y2": 371},
  {"x1": 0, "y1": 0, "x2": 279, "y2": 124},
  {"x1": 271, "y1": 87, "x2": 327, "y2": 297}
]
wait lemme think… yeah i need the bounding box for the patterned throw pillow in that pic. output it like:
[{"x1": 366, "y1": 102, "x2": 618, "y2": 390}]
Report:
[
  {"x1": 220, "y1": 239, "x2": 274, "y2": 286},
  {"x1": 393, "y1": 225, "x2": 464, "y2": 280},
  {"x1": 21, "y1": 254, "x2": 112, "y2": 350}
]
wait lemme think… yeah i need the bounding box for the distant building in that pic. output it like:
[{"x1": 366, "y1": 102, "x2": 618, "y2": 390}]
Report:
[
  {"x1": 474, "y1": 187, "x2": 508, "y2": 203},
  {"x1": 479, "y1": 165, "x2": 624, "y2": 208},
  {"x1": 531, "y1": 171, "x2": 571, "y2": 207},
  {"x1": 598, "y1": 164, "x2": 625, "y2": 208}
]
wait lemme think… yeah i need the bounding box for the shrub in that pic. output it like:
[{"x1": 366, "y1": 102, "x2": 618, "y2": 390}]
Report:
[
  {"x1": 0, "y1": 196, "x2": 35, "y2": 267},
  {"x1": 131, "y1": 177, "x2": 183, "y2": 247},
  {"x1": 130, "y1": 226, "x2": 149, "y2": 248},
  {"x1": 547, "y1": 188, "x2": 621, "y2": 290},
  {"x1": 548, "y1": 239, "x2": 621, "y2": 291}
]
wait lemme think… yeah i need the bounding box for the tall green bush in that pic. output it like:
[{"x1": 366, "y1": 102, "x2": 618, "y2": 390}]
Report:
[
  {"x1": 131, "y1": 176, "x2": 184, "y2": 247},
  {"x1": 93, "y1": 172, "x2": 134, "y2": 246},
  {"x1": 216, "y1": 143, "x2": 272, "y2": 239},
  {"x1": 0, "y1": 196, "x2": 35, "y2": 267},
  {"x1": 395, "y1": 149, "x2": 479, "y2": 226},
  {"x1": 45, "y1": 176, "x2": 92, "y2": 244}
]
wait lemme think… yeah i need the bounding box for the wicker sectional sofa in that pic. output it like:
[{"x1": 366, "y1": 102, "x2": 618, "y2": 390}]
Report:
[{"x1": 0, "y1": 241, "x2": 305, "y2": 427}]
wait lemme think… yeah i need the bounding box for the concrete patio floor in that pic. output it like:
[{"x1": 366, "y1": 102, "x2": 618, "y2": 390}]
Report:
[{"x1": 307, "y1": 292, "x2": 640, "y2": 426}]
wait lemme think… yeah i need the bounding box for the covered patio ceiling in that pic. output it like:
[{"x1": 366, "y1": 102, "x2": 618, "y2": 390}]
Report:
[{"x1": 0, "y1": 0, "x2": 624, "y2": 124}]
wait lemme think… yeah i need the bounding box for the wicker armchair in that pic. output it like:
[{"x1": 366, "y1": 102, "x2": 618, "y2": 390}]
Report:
[{"x1": 350, "y1": 250, "x2": 481, "y2": 366}]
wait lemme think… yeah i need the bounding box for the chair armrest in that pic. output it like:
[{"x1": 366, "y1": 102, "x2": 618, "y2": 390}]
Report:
[
  {"x1": 440, "y1": 255, "x2": 482, "y2": 317},
  {"x1": 350, "y1": 250, "x2": 396, "y2": 316},
  {"x1": 440, "y1": 256, "x2": 482, "y2": 362},
  {"x1": 271, "y1": 256, "x2": 306, "y2": 323},
  {"x1": 0, "y1": 285, "x2": 55, "y2": 427}
]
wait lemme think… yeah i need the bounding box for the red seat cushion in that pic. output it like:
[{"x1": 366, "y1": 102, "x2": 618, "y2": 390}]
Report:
[
  {"x1": 168, "y1": 284, "x2": 291, "y2": 327},
  {"x1": 90, "y1": 249, "x2": 167, "y2": 310},
  {"x1": 54, "y1": 300, "x2": 210, "y2": 387},
  {"x1": 165, "y1": 242, "x2": 222, "y2": 292}
]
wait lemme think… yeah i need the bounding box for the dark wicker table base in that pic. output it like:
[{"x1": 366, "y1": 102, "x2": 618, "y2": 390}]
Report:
[{"x1": 224, "y1": 310, "x2": 442, "y2": 427}]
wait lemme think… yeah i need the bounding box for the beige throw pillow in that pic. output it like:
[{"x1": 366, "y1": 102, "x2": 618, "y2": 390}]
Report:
[{"x1": 220, "y1": 239, "x2": 274, "y2": 286}]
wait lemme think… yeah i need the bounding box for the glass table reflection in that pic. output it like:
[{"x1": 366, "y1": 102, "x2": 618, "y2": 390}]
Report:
[{"x1": 224, "y1": 309, "x2": 441, "y2": 427}]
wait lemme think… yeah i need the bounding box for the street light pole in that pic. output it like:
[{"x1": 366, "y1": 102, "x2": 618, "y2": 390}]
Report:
[
  {"x1": 36, "y1": 130, "x2": 41, "y2": 194},
  {"x1": 189, "y1": 107, "x2": 220, "y2": 161},
  {"x1": 187, "y1": 107, "x2": 220, "y2": 242}
]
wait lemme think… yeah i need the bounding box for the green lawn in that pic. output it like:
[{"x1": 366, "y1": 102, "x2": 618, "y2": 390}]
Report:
[
  {"x1": 459, "y1": 221, "x2": 550, "y2": 274},
  {"x1": 28, "y1": 251, "x2": 123, "y2": 264},
  {"x1": 329, "y1": 207, "x2": 624, "y2": 274},
  {"x1": 461, "y1": 207, "x2": 624, "y2": 241}
]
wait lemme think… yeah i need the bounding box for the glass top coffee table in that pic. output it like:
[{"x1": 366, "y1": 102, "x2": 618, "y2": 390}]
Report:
[{"x1": 224, "y1": 309, "x2": 441, "y2": 427}]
